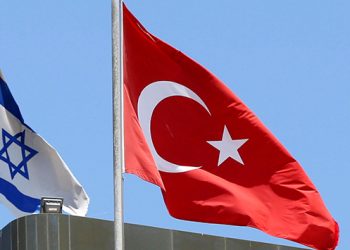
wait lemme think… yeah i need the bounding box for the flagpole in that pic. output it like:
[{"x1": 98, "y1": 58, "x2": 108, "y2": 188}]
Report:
[
  {"x1": 0, "y1": 70, "x2": 4, "y2": 80},
  {"x1": 112, "y1": 0, "x2": 124, "y2": 250}
]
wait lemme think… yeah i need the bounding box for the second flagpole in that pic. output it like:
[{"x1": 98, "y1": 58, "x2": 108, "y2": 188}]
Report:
[{"x1": 112, "y1": 0, "x2": 124, "y2": 250}]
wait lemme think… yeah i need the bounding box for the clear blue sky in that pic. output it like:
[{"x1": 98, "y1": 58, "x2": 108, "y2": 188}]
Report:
[{"x1": 1, "y1": 0, "x2": 348, "y2": 249}]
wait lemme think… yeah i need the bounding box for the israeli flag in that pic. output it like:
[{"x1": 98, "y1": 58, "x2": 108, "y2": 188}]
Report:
[{"x1": 0, "y1": 74, "x2": 89, "y2": 216}]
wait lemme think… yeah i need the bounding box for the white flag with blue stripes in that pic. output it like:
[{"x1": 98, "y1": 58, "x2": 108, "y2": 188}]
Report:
[{"x1": 0, "y1": 74, "x2": 89, "y2": 216}]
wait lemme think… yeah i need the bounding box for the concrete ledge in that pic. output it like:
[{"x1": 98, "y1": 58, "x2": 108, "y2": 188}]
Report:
[{"x1": 0, "y1": 214, "x2": 307, "y2": 250}]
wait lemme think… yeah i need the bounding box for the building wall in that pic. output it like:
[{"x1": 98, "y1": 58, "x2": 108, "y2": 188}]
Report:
[{"x1": 0, "y1": 214, "x2": 307, "y2": 250}]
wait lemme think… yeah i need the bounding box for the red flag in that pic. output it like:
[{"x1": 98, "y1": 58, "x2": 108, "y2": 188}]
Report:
[{"x1": 123, "y1": 5, "x2": 339, "y2": 250}]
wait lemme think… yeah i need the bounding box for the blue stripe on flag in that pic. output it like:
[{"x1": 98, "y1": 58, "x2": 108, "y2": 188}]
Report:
[
  {"x1": 0, "y1": 77, "x2": 24, "y2": 123},
  {"x1": 0, "y1": 177, "x2": 40, "y2": 213}
]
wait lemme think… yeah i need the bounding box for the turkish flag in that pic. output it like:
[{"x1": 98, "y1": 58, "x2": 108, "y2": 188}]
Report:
[{"x1": 123, "y1": 5, "x2": 339, "y2": 250}]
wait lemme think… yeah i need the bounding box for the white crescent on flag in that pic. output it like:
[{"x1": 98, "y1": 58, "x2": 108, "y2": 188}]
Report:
[{"x1": 137, "y1": 81, "x2": 211, "y2": 173}]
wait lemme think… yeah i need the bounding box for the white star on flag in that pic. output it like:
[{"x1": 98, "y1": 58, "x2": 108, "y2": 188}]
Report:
[{"x1": 207, "y1": 126, "x2": 248, "y2": 166}]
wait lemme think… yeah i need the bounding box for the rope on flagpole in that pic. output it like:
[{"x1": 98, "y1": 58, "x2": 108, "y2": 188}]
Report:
[{"x1": 112, "y1": 0, "x2": 124, "y2": 249}]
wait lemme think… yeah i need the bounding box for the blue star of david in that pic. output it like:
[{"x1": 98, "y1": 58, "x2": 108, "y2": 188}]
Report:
[{"x1": 0, "y1": 129, "x2": 38, "y2": 180}]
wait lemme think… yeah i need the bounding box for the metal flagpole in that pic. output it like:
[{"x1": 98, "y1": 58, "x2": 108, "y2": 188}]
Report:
[
  {"x1": 0, "y1": 69, "x2": 4, "y2": 80},
  {"x1": 112, "y1": 0, "x2": 124, "y2": 250}
]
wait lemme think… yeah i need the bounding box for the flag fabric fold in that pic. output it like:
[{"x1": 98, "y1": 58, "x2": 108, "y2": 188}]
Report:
[
  {"x1": 123, "y1": 5, "x2": 338, "y2": 250},
  {"x1": 0, "y1": 75, "x2": 89, "y2": 217}
]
